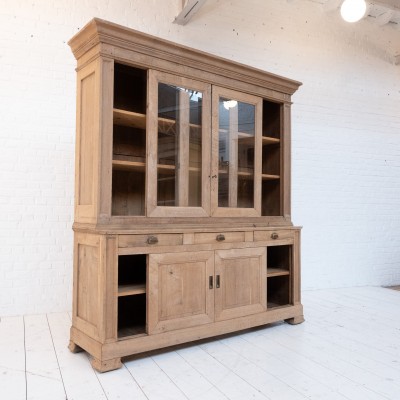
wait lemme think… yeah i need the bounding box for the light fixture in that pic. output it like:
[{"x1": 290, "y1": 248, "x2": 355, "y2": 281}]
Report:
[
  {"x1": 223, "y1": 100, "x2": 238, "y2": 110},
  {"x1": 340, "y1": 0, "x2": 367, "y2": 23}
]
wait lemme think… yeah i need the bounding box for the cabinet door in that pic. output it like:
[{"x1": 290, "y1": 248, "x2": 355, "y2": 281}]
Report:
[
  {"x1": 215, "y1": 247, "x2": 266, "y2": 321},
  {"x1": 211, "y1": 87, "x2": 262, "y2": 217},
  {"x1": 147, "y1": 71, "x2": 211, "y2": 217},
  {"x1": 148, "y1": 251, "x2": 214, "y2": 334}
]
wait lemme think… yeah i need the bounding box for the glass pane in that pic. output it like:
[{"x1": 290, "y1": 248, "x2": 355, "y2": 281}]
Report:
[
  {"x1": 157, "y1": 83, "x2": 202, "y2": 207},
  {"x1": 218, "y1": 97, "x2": 255, "y2": 208}
]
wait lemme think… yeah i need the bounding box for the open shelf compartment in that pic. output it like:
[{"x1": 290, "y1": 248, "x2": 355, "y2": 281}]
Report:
[
  {"x1": 117, "y1": 254, "x2": 147, "y2": 338},
  {"x1": 267, "y1": 245, "x2": 292, "y2": 309}
]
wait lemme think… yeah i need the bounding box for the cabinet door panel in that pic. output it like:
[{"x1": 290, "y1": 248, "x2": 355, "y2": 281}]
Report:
[
  {"x1": 147, "y1": 71, "x2": 211, "y2": 217},
  {"x1": 211, "y1": 87, "x2": 262, "y2": 217},
  {"x1": 215, "y1": 247, "x2": 266, "y2": 321},
  {"x1": 148, "y1": 251, "x2": 214, "y2": 334}
]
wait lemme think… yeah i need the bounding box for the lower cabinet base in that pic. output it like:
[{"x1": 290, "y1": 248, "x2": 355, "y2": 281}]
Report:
[
  {"x1": 285, "y1": 315, "x2": 305, "y2": 325},
  {"x1": 91, "y1": 357, "x2": 122, "y2": 373},
  {"x1": 69, "y1": 304, "x2": 304, "y2": 373}
]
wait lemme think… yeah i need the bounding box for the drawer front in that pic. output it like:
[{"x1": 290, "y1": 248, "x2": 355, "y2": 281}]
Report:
[
  {"x1": 118, "y1": 234, "x2": 183, "y2": 248},
  {"x1": 254, "y1": 230, "x2": 295, "y2": 242},
  {"x1": 193, "y1": 231, "x2": 245, "y2": 244}
]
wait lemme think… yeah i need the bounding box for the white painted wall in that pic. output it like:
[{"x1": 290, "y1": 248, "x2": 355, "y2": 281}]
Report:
[{"x1": 1, "y1": 0, "x2": 399, "y2": 316}]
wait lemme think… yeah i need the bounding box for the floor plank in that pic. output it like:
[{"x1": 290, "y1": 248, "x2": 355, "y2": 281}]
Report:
[
  {"x1": 3, "y1": 287, "x2": 400, "y2": 400},
  {"x1": 152, "y1": 350, "x2": 227, "y2": 399},
  {"x1": 177, "y1": 344, "x2": 271, "y2": 400},
  {"x1": 46, "y1": 312, "x2": 107, "y2": 400},
  {"x1": 25, "y1": 314, "x2": 66, "y2": 400},
  {"x1": 124, "y1": 356, "x2": 189, "y2": 400},
  {"x1": 0, "y1": 316, "x2": 26, "y2": 400},
  {"x1": 94, "y1": 363, "x2": 148, "y2": 400}
]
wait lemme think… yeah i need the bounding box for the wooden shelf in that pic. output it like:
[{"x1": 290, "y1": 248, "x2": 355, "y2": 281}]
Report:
[
  {"x1": 158, "y1": 117, "x2": 200, "y2": 134},
  {"x1": 113, "y1": 109, "x2": 200, "y2": 134},
  {"x1": 267, "y1": 302, "x2": 290, "y2": 309},
  {"x1": 158, "y1": 164, "x2": 176, "y2": 173},
  {"x1": 118, "y1": 325, "x2": 146, "y2": 339},
  {"x1": 267, "y1": 268, "x2": 290, "y2": 277},
  {"x1": 118, "y1": 284, "x2": 146, "y2": 297},
  {"x1": 219, "y1": 128, "x2": 254, "y2": 137},
  {"x1": 262, "y1": 136, "x2": 280, "y2": 145},
  {"x1": 113, "y1": 160, "x2": 146, "y2": 172},
  {"x1": 114, "y1": 109, "x2": 146, "y2": 129},
  {"x1": 262, "y1": 174, "x2": 280, "y2": 180}
]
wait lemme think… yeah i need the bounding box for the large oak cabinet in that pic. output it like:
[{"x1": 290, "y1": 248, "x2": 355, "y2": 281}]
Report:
[{"x1": 68, "y1": 18, "x2": 304, "y2": 372}]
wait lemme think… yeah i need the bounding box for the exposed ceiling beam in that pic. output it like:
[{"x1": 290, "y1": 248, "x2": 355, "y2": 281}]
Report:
[
  {"x1": 371, "y1": 0, "x2": 400, "y2": 10},
  {"x1": 174, "y1": 0, "x2": 208, "y2": 25},
  {"x1": 374, "y1": 10, "x2": 394, "y2": 25}
]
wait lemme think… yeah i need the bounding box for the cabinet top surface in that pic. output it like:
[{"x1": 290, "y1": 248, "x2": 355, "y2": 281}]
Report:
[{"x1": 68, "y1": 18, "x2": 302, "y2": 96}]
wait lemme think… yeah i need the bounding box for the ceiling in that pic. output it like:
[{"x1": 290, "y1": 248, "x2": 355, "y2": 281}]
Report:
[
  {"x1": 312, "y1": 0, "x2": 400, "y2": 64},
  {"x1": 176, "y1": 0, "x2": 400, "y2": 64}
]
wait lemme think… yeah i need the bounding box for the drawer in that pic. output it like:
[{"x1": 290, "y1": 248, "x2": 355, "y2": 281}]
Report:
[
  {"x1": 193, "y1": 231, "x2": 245, "y2": 244},
  {"x1": 118, "y1": 234, "x2": 183, "y2": 248},
  {"x1": 254, "y1": 230, "x2": 295, "y2": 242}
]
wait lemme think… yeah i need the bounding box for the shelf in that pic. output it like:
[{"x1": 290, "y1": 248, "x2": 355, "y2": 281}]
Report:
[
  {"x1": 158, "y1": 164, "x2": 176, "y2": 173},
  {"x1": 158, "y1": 118, "x2": 200, "y2": 134},
  {"x1": 262, "y1": 136, "x2": 280, "y2": 145},
  {"x1": 118, "y1": 325, "x2": 146, "y2": 339},
  {"x1": 118, "y1": 284, "x2": 146, "y2": 297},
  {"x1": 219, "y1": 128, "x2": 254, "y2": 138},
  {"x1": 267, "y1": 268, "x2": 290, "y2": 277},
  {"x1": 114, "y1": 109, "x2": 146, "y2": 129},
  {"x1": 114, "y1": 108, "x2": 200, "y2": 133},
  {"x1": 262, "y1": 174, "x2": 280, "y2": 180},
  {"x1": 113, "y1": 159, "x2": 146, "y2": 172},
  {"x1": 267, "y1": 302, "x2": 290, "y2": 309}
]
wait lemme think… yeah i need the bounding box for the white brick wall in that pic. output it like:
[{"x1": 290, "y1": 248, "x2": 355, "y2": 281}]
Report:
[{"x1": 1, "y1": 0, "x2": 399, "y2": 316}]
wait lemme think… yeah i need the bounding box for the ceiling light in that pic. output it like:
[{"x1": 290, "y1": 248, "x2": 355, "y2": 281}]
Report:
[
  {"x1": 340, "y1": 0, "x2": 367, "y2": 23},
  {"x1": 223, "y1": 100, "x2": 238, "y2": 110}
]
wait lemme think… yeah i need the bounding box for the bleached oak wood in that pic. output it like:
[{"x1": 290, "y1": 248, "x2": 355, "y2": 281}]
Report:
[{"x1": 69, "y1": 19, "x2": 303, "y2": 371}]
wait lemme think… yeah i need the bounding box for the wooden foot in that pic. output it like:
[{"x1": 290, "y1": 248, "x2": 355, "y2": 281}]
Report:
[
  {"x1": 68, "y1": 340, "x2": 83, "y2": 353},
  {"x1": 285, "y1": 315, "x2": 305, "y2": 325},
  {"x1": 91, "y1": 357, "x2": 122, "y2": 373}
]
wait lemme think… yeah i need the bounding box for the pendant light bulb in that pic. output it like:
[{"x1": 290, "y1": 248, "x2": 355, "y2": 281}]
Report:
[{"x1": 340, "y1": 0, "x2": 367, "y2": 23}]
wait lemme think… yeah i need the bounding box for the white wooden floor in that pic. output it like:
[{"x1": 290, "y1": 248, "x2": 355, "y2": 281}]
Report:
[{"x1": 1, "y1": 286, "x2": 400, "y2": 400}]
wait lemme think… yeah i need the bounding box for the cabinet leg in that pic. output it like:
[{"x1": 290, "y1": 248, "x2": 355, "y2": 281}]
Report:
[
  {"x1": 285, "y1": 315, "x2": 305, "y2": 325},
  {"x1": 91, "y1": 357, "x2": 122, "y2": 373},
  {"x1": 68, "y1": 340, "x2": 83, "y2": 353}
]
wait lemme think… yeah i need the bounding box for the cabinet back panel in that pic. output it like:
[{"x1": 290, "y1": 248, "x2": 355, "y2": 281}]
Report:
[
  {"x1": 112, "y1": 170, "x2": 145, "y2": 215},
  {"x1": 267, "y1": 276, "x2": 290, "y2": 307},
  {"x1": 114, "y1": 63, "x2": 146, "y2": 114},
  {"x1": 113, "y1": 125, "x2": 146, "y2": 161},
  {"x1": 262, "y1": 180, "x2": 281, "y2": 216},
  {"x1": 262, "y1": 101, "x2": 281, "y2": 139}
]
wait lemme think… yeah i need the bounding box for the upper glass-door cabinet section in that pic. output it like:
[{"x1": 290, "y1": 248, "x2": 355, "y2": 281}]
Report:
[
  {"x1": 147, "y1": 71, "x2": 211, "y2": 217},
  {"x1": 211, "y1": 87, "x2": 262, "y2": 217}
]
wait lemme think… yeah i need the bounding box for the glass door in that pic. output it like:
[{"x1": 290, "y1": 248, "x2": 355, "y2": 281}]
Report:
[
  {"x1": 147, "y1": 71, "x2": 211, "y2": 217},
  {"x1": 211, "y1": 87, "x2": 262, "y2": 217}
]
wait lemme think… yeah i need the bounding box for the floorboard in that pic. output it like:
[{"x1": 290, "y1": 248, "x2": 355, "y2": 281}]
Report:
[
  {"x1": 25, "y1": 314, "x2": 66, "y2": 400},
  {"x1": 1, "y1": 286, "x2": 400, "y2": 400},
  {"x1": 0, "y1": 316, "x2": 26, "y2": 400}
]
